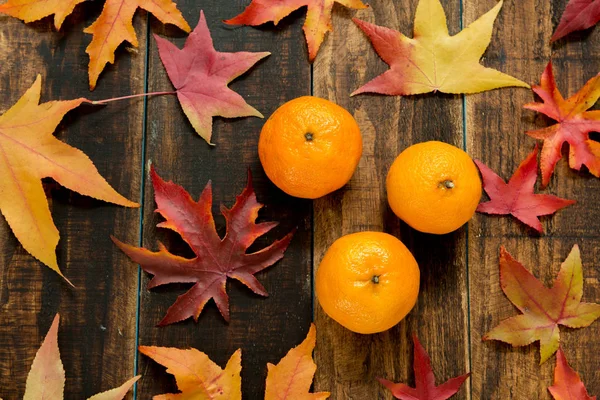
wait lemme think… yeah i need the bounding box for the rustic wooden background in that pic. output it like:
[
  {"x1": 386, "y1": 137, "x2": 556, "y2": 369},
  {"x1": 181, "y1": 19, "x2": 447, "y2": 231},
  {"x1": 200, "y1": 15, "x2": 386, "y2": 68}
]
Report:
[{"x1": 0, "y1": 0, "x2": 598, "y2": 399}]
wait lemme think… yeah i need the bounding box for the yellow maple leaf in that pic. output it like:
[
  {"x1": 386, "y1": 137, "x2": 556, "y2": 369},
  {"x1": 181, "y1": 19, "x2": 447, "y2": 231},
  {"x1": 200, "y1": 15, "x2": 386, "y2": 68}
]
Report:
[
  {"x1": 138, "y1": 346, "x2": 242, "y2": 399},
  {"x1": 0, "y1": 76, "x2": 138, "y2": 280},
  {"x1": 139, "y1": 324, "x2": 328, "y2": 399},
  {"x1": 264, "y1": 324, "x2": 330, "y2": 400},
  {"x1": 16, "y1": 314, "x2": 140, "y2": 400},
  {"x1": 352, "y1": 0, "x2": 529, "y2": 95}
]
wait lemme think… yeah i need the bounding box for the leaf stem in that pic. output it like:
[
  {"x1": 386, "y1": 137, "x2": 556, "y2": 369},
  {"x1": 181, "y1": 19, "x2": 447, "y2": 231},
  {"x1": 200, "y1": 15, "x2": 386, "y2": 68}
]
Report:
[{"x1": 91, "y1": 91, "x2": 177, "y2": 105}]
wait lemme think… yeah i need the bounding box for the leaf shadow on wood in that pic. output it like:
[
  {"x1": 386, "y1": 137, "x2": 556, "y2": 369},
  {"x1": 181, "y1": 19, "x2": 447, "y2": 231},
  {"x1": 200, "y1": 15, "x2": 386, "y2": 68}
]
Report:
[
  {"x1": 0, "y1": 221, "x2": 18, "y2": 297},
  {"x1": 150, "y1": 17, "x2": 190, "y2": 40},
  {"x1": 353, "y1": 92, "x2": 462, "y2": 113},
  {"x1": 43, "y1": 181, "x2": 118, "y2": 209},
  {"x1": 399, "y1": 222, "x2": 464, "y2": 292},
  {"x1": 136, "y1": 349, "x2": 180, "y2": 395},
  {"x1": 483, "y1": 334, "x2": 541, "y2": 360},
  {"x1": 474, "y1": 212, "x2": 548, "y2": 237},
  {"x1": 480, "y1": 339, "x2": 540, "y2": 394},
  {"x1": 550, "y1": 26, "x2": 598, "y2": 50},
  {"x1": 3, "y1": 16, "x2": 58, "y2": 35},
  {"x1": 221, "y1": 8, "x2": 308, "y2": 34}
]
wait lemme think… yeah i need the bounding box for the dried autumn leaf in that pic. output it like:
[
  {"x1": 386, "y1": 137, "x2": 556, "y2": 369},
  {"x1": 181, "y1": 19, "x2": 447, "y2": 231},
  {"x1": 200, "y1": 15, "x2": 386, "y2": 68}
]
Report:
[
  {"x1": 140, "y1": 324, "x2": 326, "y2": 399},
  {"x1": 548, "y1": 348, "x2": 596, "y2": 400},
  {"x1": 15, "y1": 314, "x2": 140, "y2": 400},
  {"x1": 590, "y1": 140, "x2": 600, "y2": 157},
  {"x1": 155, "y1": 11, "x2": 270, "y2": 144},
  {"x1": 85, "y1": 0, "x2": 190, "y2": 90},
  {"x1": 475, "y1": 146, "x2": 575, "y2": 233},
  {"x1": 0, "y1": 0, "x2": 191, "y2": 90},
  {"x1": 551, "y1": 0, "x2": 600, "y2": 42},
  {"x1": 378, "y1": 335, "x2": 469, "y2": 400},
  {"x1": 484, "y1": 245, "x2": 600, "y2": 364},
  {"x1": 138, "y1": 346, "x2": 242, "y2": 399},
  {"x1": 23, "y1": 315, "x2": 64, "y2": 400},
  {"x1": 0, "y1": 76, "x2": 138, "y2": 280},
  {"x1": 86, "y1": 377, "x2": 142, "y2": 400},
  {"x1": 524, "y1": 62, "x2": 600, "y2": 186},
  {"x1": 225, "y1": 0, "x2": 368, "y2": 62},
  {"x1": 0, "y1": 0, "x2": 86, "y2": 29},
  {"x1": 112, "y1": 166, "x2": 294, "y2": 325},
  {"x1": 351, "y1": 0, "x2": 529, "y2": 96},
  {"x1": 264, "y1": 324, "x2": 330, "y2": 400}
]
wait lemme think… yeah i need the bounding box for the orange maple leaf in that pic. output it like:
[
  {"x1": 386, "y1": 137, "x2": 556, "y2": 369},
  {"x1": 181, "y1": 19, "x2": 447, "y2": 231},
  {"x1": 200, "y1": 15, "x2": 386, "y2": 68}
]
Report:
[
  {"x1": 0, "y1": 76, "x2": 138, "y2": 280},
  {"x1": 0, "y1": 0, "x2": 86, "y2": 29},
  {"x1": 0, "y1": 0, "x2": 191, "y2": 90},
  {"x1": 264, "y1": 324, "x2": 330, "y2": 400},
  {"x1": 84, "y1": 0, "x2": 191, "y2": 89},
  {"x1": 225, "y1": 0, "x2": 368, "y2": 61},
  {"x1": 1, "y1": 314, "x2": 140, "y2": 399},
  {"x1": 524, "y1": 62, "x2": 600, "y2": 186},
  {"x1": 483, "y1": 245, "x2": 600, "y2": 364},
  {"x1": 139, "y1": 324, "x2": 329, "y2": 399},
  {"x1": 548, "y1": 348, "x2": 596, "y2": 400},
  {"x1": 138, "y1": 347, "x2": 242, "y2": 399}
]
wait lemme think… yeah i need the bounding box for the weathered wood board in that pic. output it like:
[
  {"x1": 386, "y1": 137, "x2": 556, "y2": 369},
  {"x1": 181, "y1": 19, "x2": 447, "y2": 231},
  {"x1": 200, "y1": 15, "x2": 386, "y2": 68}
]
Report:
[{"x1": 0, "y1": 0, "x2": 598, "y2": 398}]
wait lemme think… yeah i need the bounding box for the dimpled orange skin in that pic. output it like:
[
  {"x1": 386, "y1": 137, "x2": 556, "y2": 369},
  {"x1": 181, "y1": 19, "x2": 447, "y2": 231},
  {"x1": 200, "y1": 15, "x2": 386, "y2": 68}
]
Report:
[
  {"x1": 258, "y1": 96, "x2": 362, "y2": 199},
  {"x1": 386, "y1": 141, "x2": 482, "y2": 235},
  {"x1": 316, "y1": 232, "x2": 420, "y2": 334}
]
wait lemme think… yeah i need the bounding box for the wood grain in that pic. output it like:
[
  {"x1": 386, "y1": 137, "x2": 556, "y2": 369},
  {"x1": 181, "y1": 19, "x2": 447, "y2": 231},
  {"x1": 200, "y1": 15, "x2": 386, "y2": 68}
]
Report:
[
  {"x1": 0, "y1": 0, "x2": 599, "y2": 398},
  {"x1": 135, "y1": 1, "x2": 312, "y2": 398},
  {"x1": 312, "y1": 1, "x2": 470, "y2": 398},
  {"x1": 466, "y1": 0, "x2": 600, "y2": 398},
  {"x1": 0, "y1": 2, "x2": 144, "y2": 398}
]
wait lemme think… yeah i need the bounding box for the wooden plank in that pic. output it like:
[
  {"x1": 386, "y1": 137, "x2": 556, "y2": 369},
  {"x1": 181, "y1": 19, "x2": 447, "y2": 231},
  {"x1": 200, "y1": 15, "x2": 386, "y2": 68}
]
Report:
[
  {"x1": 0, "y1": 2, "x2": 145, "y2": 398},
  {"x1": 136, "y1": 2, "x2": 312, "y2": 398},
  {"x1": 466, "y1": 0, "x2": 600, "y2": 397},
  {"x1": 312, "y1": 1, "x2": 470, "y2": 399}
]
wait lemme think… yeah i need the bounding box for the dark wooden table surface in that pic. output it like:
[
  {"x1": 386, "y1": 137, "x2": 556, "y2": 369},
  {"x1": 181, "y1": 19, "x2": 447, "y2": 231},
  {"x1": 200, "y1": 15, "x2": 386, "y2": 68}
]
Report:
[{"x1": 0, "y1": 0, "x2": 598, "y2": 399}]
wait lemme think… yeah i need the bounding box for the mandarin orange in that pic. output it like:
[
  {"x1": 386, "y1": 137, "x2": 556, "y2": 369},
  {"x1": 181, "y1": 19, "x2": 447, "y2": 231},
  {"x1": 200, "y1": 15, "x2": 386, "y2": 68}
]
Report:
[
  {"x1": 258, "y1": 96, "x2": 362, "y2": 199},
  {"x1": 315, "y1": 232, "x2": 420, "y2": 334},
  {"x1": 386, "y1": 141, "x2": 482, "y2": 234}
]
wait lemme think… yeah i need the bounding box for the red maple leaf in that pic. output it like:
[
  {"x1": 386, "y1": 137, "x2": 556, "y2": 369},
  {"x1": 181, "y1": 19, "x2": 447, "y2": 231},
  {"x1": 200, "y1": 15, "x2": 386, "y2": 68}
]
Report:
[
  {"x1": 524, "y1": 62, "x2": 600, "y2": 186},
  {"x1": 549, "y1": 348, "x2": 596, "y2": 400},
  {"x1": 112, "y1": 166, "x2": 294, "y2": 325},
  {"x1": 378, "y1": 335, "x2": 470, "y2": 400},
  {"x1": 224, "y1": 0, "x2": 368, "y2": 62},
  {"x1": 474, "y1": 146, "x2": 575, "y2": 233},
  {"x1": 483, "y1": 245, "x2": 600, "y2": 364},
  {"x1": 551, "y1": 0, "x2": 600, "y2": 42},
  {"x1": 155, "y1": 10, "x2": 270, "y2": 144}
]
